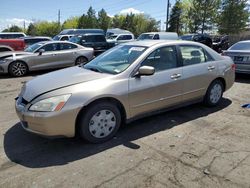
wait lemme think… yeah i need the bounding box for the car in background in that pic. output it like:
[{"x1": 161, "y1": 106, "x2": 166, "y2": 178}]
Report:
[
  {"x1": 0, "y1": 32, "x2": 26, "y2": 39},
  {"x1": 0, "y1": 41, "x2": 93, "y2": 76},
  {"x1": 15, "y1": 40, "x2": 235, "y2": 143},
  {"x1": 223, "y1": 40, "x2": 250, "y2": 74},
  {"x1": 70, "y1": 33, "x2": 113, "y2": 56},
  {"x1": 212, "y1": 35, "x2": 229, "y2": 53},
  {"x1": 180, "y1": 33, "x2": 213, "y2": 48},
  {"x1": 0, "y1": 39, "x2": 25, "y2": 52},
  {"x1": 107, "y1": 33, "x2": 135, "y2": 45},
  {"x1": 53, "y1": 35, "x2": 74, "y2": 41},
  {"x1": 21, "y1": 36, "x2": 52, "y2": 47},
  {"x1": 106, "y1": 28, "x2": 133, "y2": 38},
  {"x1": 59, "y1": 29, "x2": 104, "y2": 35},
  {"x1": 137, "y1": 32, "x2": 178, "y2": 40}
]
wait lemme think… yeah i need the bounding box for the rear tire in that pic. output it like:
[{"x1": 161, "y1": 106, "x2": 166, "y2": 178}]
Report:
[
  {"x1": 75, "y1": 56, "x2": 88, "y2": 66},
  {"x1": 8, "y1": 61, "x2": 28, "y2": 77},
  {"x1": 203, "y1": 80, "x2": 224, "y2": 107},
  {"x1": 78, "y1": 102, "x2": 121, "y2": 143}
]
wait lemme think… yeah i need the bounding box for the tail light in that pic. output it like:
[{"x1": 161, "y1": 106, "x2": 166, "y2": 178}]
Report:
[{"x1": 231, "y1": 64, "x2": 236, "y2": 71}]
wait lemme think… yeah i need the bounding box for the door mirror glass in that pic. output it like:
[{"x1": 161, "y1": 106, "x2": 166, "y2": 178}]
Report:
[{"x1": 137, "y1": 66, "x2": 155, "y2": 76}]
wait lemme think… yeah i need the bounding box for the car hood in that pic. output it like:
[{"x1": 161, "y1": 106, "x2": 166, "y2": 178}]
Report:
[
  {"x1": 0, "y1": 51, "x2": 32, "y2": 60},
  {"x1": 22, "y1": 66, "x2": 110, "y2": 101}
]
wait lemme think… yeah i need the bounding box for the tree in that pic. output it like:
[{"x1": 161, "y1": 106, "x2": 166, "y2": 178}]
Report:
[
  {"x1": 2, "y1": 25, "x2": 23, "y2": 32},
  {"x1": 186, "y1": 0, "x2": 220, "y2": 33},
  {"x1": 98, "y1": 9, "x2": 111, "y2": 32},
  {"x1": 27, "y1": 23, "x2": 37, "y2": 36},
  {"x1": 78, "y1": 6, "x2": 97, "y2": 28},
  {"x1": 34, "y1": 21, "x2": 60, "y2": 37},
  {"x1": 62, "y1": 16, "x2": 79, "y2": 29},
  {"x1": 218, "y1": 0, "x2": 249, "y2": 34},
  {"x1": 168, "y1": 0, "x2": 183, "y2": 34}
]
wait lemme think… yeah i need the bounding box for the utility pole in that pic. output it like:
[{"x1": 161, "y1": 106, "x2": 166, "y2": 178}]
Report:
[
  {"x1": 58, "y1": 9, "x2": 61, "y2": 25},
  {"x1": 165, "y1": 0, "x2": 170, "y2": 32},
  {"x1": 23, "y1": 20, "x2": 26, "y2": 31}
]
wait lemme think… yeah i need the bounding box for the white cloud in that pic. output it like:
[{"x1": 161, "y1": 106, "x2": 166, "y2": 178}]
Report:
[
  {"x1": 0, "y1": 18, "x2": 33, "y2": 31},
  {"x1": 119, "y1": 8, "x2": 144, "y2": 15}
]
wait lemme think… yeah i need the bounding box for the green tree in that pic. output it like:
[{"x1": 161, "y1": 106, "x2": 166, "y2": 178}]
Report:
[
  {"x1": 78, "y1": 6, "x2": 97, "y2": 28},
  {"x1": 98, "y1": 9, "x2": 111, "y2": 32},
  {"x1": 27, "y1": 23, "x2": 37, "y2": 36},
  {"x1": 34, "y1": 21, "x2": 60, "y2": 37},
  {"x1": 187, "y1": 0, "x2": 220, "y2": 33},
  {"x1": 168, "y1": 0, "x2": 183, "y2": 34},
  {"x1": 218, "y1": 0, "x2": 249, "y2": 34},
  {"x1": 2, "y1": 25, "x2": 23, "y2": 32},
  {"x1": 62, "y1": 16, "x2": 79, "y2": 29}
]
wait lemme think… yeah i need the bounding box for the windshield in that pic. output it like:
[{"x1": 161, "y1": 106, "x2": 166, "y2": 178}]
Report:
[
  {"x1": 84, "y1": 45, "x2": 147, "y2": 74},
  {"x1": 229, "y1": 42, "x2": 250, "y2": 51},
  {"x1": 137, "y1": 34, "x2": 154, "y2": 40},
  {"x1": 69, "y1": 36, "x2": 81, "y2": 44},
  {"x1": 180, "y1": 35, "x2": 193, "y2": 41},
  {"x1": 24, "y1": 43, "x2": 44, "y2": 52},
  {"x1": 53, "y1": 35, "x2": 60, "y2": 40}
]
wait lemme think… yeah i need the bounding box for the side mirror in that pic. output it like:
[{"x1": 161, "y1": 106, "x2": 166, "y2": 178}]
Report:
[
  {"x1": 136, "y1": 66, "x2": 155, "y2": 77},
  {"x1": 38, "y1": 49, "x2": 45, "y2": 55}
]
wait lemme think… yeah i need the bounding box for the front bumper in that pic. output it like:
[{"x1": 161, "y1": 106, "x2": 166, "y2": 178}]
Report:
[{"x1": 15, "y1": 97, "x2": 80, "y2": 138}]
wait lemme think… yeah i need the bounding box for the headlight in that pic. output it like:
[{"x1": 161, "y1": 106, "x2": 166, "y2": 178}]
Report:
[{"x1": 29, "y1": 94, "x2": 71, "y2": 112}]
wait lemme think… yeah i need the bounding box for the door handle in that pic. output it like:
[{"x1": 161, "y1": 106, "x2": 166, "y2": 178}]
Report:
[
  {"x1": 171, "y1": 73, "x2": 181, "y2": 79},
  {"x1": 52, "y1": 54, "x2": 57, "y2": 56},
  {"x1": 208, "y1": 65, "x2": 215, "y2": 71}
]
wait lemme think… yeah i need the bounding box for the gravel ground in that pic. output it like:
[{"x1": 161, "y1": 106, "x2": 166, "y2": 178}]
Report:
[{"x1": 0, "y1": 72, "x2": 249, "y2": 188}]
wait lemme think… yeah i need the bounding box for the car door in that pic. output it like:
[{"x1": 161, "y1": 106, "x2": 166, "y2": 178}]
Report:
[
  {"x1": 55, "y1": 43, "x2": 78, "y2": 67},
  {"x1": 29, "y1": 43, "x2": 60, "y2": 70},
  {"x1": 129, "y1": 46, "x2": 183, "y2": 117},
  {"x1": 178, "y1": 45, "x2": 218, "y2": 102}
]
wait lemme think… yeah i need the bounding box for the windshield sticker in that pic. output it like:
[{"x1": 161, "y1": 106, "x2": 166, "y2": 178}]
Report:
[{"x1": 129, "y1": 47, "x2": 145, "y2": 52}]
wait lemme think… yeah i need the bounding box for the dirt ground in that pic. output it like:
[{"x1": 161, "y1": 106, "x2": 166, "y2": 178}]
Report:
[{"x1": 0, "y1": 72, "x2": 249, "y2": 188}]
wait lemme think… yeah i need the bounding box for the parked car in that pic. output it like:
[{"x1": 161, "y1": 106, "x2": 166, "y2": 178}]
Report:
[
  {"x1": 53, "y1": 35, "x2": 74, "y2": 41},
  {"x1": 223, "y1": 40, "x2": 250, "y2": 74},
  {"x1": 15, "y1": 40, "x2": 235, "y2": 143},
  {"x1": 0, "y1": 41, "x2": 93, "y2": 76},
  {"x1": 70, "y1": 33, "x2": 114, "y2": 56},
  {"x1": 212, "y1": 35, "x2": 229, "y2": 53},
  {"x1": 107, "y1": 33, "x2": 135, "y2": 45},
  {"x1": 137, "y1": 32, "x2": 178, "y2": 40},
  {"x1": 0, "y1": 39, "x2": 25, "y2": 52},
  {"x1": 59, "y1": 29, "x2": 104, "y2": 35},
  {"x1": 0, "y1": 32, "x2": 26, "y2": 39},
  {"x1": 21, "y1": 36, "x2": 52, "y2": 47},
  {"x1": 106, "y1": 28, "x2": 133, "y2": 38},
  {"x1": 180, "y1": 33, "x2": 213, "y2": 47}
]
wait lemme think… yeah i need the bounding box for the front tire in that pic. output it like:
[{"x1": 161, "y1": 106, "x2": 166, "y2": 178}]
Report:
[
  {"x1": 204, "y1": 80, "x2": 224, "y2": 106},
  {"x1": 78, "y1": 102, "x2": 121, "y2": 143},
  {"x1": 8, "y1": 61, "x2": 28, "y2": 77}
]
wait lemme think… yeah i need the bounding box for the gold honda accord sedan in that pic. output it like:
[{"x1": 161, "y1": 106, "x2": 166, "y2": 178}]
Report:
[{"x1": 15, "y1": 40, "x2": 235, "y2": 143}]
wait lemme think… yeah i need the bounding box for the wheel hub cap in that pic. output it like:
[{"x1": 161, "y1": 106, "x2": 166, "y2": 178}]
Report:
[
  {"x1": 12, "y1": 63, "x2": 26, "y2": 76},
  {"x1": 89, "y1": 110, "x2": 116, "y2": 138},
  {"x1": 210, "y1": 83, "x2": 222, "y2": 104}
]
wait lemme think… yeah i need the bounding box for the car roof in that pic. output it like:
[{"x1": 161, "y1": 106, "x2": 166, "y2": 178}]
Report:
[
  {"x1": 36, "y1": 40, "x2": 79, "y2": 45},
  {"x1": 21, "y1": 36, "x2": 52, "y2": 39},
  {"x1": 122, "y1": 40, "x2": 199, "y2": 47}
]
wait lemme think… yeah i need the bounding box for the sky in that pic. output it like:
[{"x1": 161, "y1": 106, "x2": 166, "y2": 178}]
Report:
[{"x1": 0, "y1": 0, "x2": 176, "y2": 31}]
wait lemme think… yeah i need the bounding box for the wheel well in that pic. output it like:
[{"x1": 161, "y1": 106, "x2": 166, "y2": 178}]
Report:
[
  {"x1": 8, "y1": 60, "x2": 29, "y2": 71},
  {"x1": 215, "y1": 77, "x2": 226, "y2": 91},
  {"x1": 75, "y1": 97, "x2": 127, "y2": 136},
  {"x1": 76, "y1": 56, "x2": 88, "y2": 62}
]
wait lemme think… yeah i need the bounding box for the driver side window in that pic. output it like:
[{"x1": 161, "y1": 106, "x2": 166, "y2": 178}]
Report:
[{"x1": 141, "y1": 46, "x2": 178, "y2": 72}]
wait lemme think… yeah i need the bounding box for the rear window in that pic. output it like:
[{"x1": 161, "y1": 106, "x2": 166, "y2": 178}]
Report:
[
  {"x1": 229, "y1": 42, "x2": 250, "y2": 50},
  {"x1": 0, "y1": 33, "x2": 25, "y2": 39}
]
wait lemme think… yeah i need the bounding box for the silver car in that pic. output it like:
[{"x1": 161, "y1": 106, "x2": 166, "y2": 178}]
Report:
[
  {"x1": 223, "y1": 40, "x2": 250, "y2": 74},
  {"x1": 15, "y1": 40, "x2": 235, "y2": 143},
  {"x1": 0, "y1": 41, "x2": 93, "y2": 76}
]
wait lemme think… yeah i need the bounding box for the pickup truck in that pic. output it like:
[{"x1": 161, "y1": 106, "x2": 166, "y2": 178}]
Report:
[
  {"x1": 69, "y1": 33, "x2": 115, "y2": 56},
  {"x1": 0, "y1": 39, "x2": 25, "y2": 52}
]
